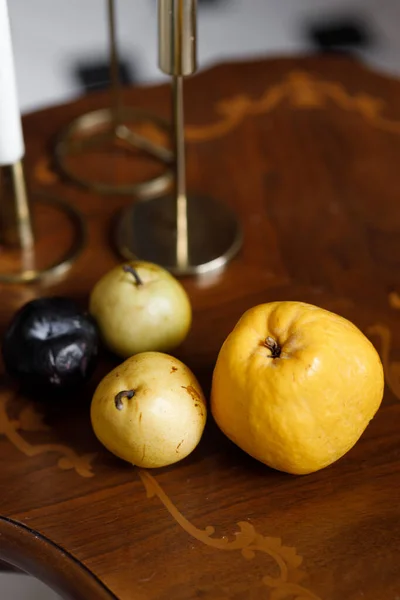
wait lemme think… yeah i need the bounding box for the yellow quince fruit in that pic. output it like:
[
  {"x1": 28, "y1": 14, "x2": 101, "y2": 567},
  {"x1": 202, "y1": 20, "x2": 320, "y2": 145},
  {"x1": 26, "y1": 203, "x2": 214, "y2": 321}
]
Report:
[{"x1": 211, "y1": 301, "x2": 384, "y2": 475}]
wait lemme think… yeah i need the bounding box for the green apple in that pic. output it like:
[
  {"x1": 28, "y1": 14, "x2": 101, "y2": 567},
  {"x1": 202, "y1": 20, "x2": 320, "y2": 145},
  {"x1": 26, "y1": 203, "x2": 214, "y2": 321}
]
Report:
[{"x1": 89, "y1": 261, "x2": 192, "y2": 358}]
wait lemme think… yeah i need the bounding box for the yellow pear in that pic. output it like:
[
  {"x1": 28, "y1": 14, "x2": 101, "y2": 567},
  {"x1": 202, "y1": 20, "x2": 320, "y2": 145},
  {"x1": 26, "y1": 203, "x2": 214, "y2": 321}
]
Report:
[{"x1": 91, "y1": 352, "x2": 207, "y2": 468}]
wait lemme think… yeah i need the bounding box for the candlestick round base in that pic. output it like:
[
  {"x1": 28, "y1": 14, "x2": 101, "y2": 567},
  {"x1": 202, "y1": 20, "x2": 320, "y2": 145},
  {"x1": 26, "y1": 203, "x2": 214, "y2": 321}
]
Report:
[
  {"x1": 54, "y1": 107, "x2": 173, "y2": 198},
  {"x1": 0, "y1": 194, "x2": 86, "y2": 284},
  {"x1": 114, "y1": 194, "x2": 243, "y2": 276}
]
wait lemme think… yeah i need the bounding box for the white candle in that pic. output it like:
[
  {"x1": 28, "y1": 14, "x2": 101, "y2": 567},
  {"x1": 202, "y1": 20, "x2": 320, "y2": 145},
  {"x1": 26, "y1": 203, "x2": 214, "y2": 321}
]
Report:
[{"x1": 0, "y1": 0, "x2": 24, "y2": 166}]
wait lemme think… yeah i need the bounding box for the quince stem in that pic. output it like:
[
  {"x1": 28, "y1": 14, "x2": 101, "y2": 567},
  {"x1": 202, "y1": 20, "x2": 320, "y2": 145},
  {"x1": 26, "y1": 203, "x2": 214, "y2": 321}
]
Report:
[{"x1": 265, "y1": 336, "x2": 281, "y2": 359}]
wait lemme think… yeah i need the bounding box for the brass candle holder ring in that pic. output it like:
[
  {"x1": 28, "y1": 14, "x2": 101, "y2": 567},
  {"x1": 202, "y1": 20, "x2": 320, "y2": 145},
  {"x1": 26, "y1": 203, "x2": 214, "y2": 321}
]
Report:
[
  {"x1": 54, "y1": 0, "x2": 172, "y2": 198},
  {"x1": 0, "y1": 161, "x2": 85, "y2": 284},
  {"x1": 114, "y1": 0, "x2": 243, "y2": 276},
  {"x1": 54, "y1": 106, "x2": 173, "y2": 198}
]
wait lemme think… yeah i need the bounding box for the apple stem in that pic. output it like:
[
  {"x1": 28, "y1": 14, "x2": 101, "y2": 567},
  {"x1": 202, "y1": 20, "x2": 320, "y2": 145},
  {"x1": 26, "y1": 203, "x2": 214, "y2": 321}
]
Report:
[
  {"x1": 265, "y1": 336, "x2": 281, "y2": 359},
  {"x1": 114, "y1": 389, "x2": 135, "y2": 410},
  {"x1": 123, "y1": 264, "x2": 143, "y2": 286}
]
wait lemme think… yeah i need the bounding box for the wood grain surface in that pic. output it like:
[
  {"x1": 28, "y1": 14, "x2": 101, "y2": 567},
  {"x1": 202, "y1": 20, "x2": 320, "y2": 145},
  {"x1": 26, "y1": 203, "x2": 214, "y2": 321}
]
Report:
[{"x1": 1, "y1": 55, "x2": 400, "y2": 600}]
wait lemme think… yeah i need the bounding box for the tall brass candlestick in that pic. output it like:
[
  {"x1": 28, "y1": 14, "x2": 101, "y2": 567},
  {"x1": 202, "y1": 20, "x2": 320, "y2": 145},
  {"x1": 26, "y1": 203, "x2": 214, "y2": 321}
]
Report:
[
  {"x1": 114, "y1": 0, "x2": 242, "y2": 275},
  {"x1": 54, "y1": 0, "x2": 172, "y2": 198}
]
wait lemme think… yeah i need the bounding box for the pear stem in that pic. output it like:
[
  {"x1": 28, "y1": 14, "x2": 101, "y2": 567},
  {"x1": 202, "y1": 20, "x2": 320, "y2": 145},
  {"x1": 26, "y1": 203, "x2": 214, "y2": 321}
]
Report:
[
  {"x1": 114, "y1": 389, "x2": 135, "y2": 410},
  {"x1": 265, "y1": 336, "x2": 281, "y2": 359},
  {"x1": 123, "y1": 264, "x2": 143, "y2": 286}
]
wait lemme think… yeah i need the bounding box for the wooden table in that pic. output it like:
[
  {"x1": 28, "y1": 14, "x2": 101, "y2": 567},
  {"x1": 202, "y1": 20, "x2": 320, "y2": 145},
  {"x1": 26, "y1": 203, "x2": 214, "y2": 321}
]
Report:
[{"x1": 1, "y1": 55, "x2": 400, "y2": 600}]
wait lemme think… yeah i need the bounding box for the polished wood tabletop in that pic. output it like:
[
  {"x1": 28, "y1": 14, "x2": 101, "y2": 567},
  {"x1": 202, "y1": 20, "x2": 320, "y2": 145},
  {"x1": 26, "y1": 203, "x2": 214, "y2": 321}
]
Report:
[{"x1": 1, "y1": 55, "x2": 400, "y2": 600}]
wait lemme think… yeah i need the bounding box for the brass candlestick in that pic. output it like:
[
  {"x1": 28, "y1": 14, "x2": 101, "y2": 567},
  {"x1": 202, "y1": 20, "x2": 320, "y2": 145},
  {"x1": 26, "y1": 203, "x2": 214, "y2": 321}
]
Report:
[
  {"x1": 54, "y1": 0, "x2": 172, "y2": 198},
  {"x1": 0, "y1": 160, "x2": 85, "y2": 284},
  {"x1": 114, "y1": 0, "x2": 242, "y2": 276}
]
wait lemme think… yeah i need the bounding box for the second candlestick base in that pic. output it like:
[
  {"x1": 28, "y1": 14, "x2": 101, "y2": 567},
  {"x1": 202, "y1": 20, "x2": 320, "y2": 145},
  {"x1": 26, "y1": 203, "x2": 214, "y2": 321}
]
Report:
[{"x1": 114, "y1": 194, "x2": 243, "y2": 276}]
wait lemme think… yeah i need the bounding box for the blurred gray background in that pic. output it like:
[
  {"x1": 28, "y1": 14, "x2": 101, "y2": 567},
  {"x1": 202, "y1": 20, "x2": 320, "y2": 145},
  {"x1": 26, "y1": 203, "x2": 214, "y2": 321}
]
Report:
[
  {"x1": 7, "y1": 0, "x2": 400, "y2": 114},
  {"x1": 2, "y1": 0, "x2": 399, "y2": 597}
]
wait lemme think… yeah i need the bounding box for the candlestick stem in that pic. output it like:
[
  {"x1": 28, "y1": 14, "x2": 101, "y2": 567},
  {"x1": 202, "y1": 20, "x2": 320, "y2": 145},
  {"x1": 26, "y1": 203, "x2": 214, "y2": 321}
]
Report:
[
  {"x1": 0, "y1": 160, "x2": 34, "y2": 250},
  {"x1": 108, "y1": 0, "x2": 122, "y2": 131},
  {"x1": 173, "y1": 75, "x2": 188, "y2": 268}
]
